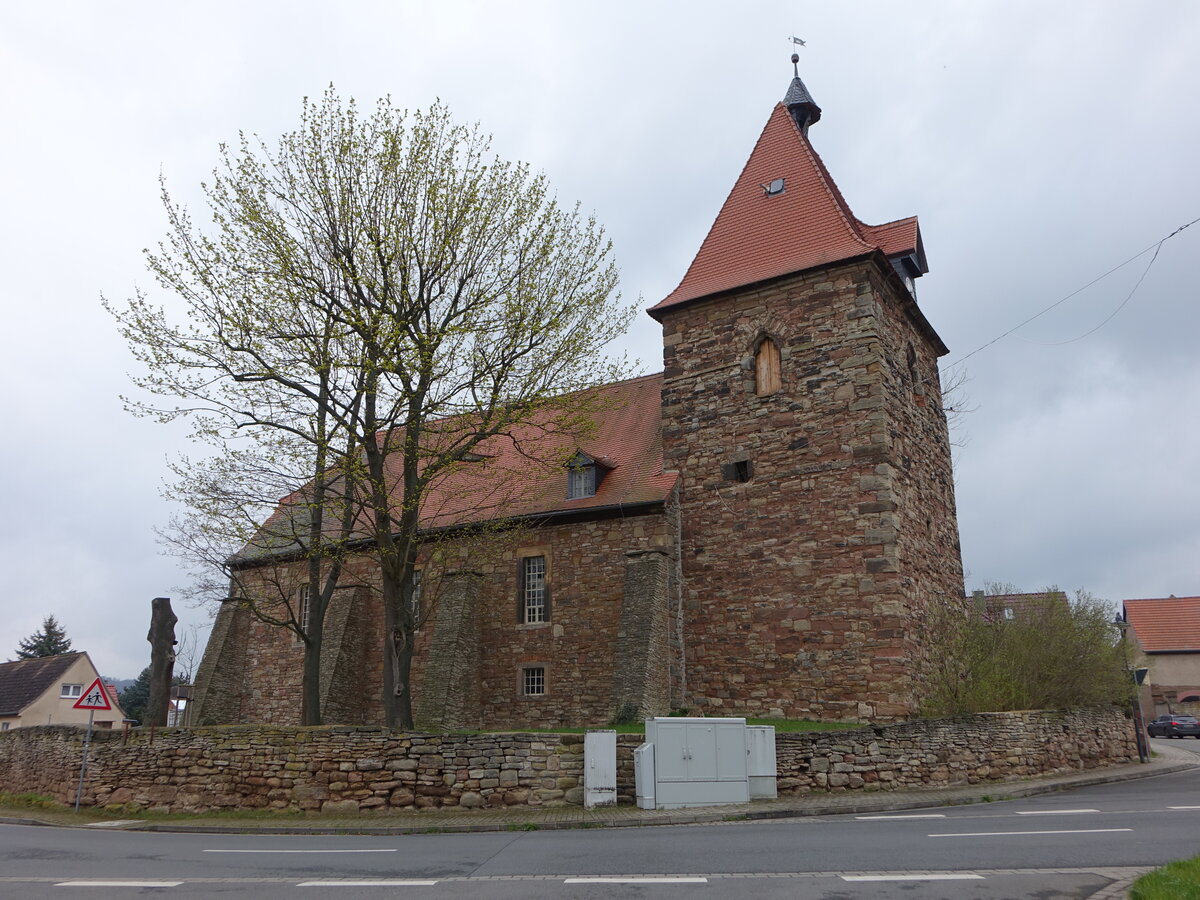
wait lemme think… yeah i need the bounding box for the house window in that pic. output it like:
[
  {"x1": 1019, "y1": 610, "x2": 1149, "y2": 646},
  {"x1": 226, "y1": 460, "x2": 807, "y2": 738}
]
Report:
[
  {"x1": 297, "y1": 583, "x2": 312, "y2": 632},
  {"x1": 520, "y1": 555, "x2": 547, "y2": 624},
  {"x1": 566, "y1": 451, "x2": 602, "y2": 500},
  {"x1": 568, "y1": 463, "x2": 596, "y2": 499},
  {"x1": 755, "y1": 337, "x2": 782, "y2": 395},
  {"x1": 1003, "y1": 607, "x2": 1014, "y2": 620},
  {"x1": 522, "y1": 666, "x2": 546, "y2": 696},
  {"x1": 60, "y1": 683, "x2": 82, "y2": 699},
  {"x1": 1, "y1": 722, "x2": 8, "y2": 731}
]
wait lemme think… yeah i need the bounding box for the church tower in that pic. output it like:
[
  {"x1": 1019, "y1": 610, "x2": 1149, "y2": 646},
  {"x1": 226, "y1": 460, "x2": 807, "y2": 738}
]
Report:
[{"x1": 649, "y1": 65, "x2": 964, "y2": 721}]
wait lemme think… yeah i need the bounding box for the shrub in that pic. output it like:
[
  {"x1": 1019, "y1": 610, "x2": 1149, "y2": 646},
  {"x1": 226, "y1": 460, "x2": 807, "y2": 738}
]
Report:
[{"x1": 921, "y1": 588, "x2": 1129, "y2": 716}]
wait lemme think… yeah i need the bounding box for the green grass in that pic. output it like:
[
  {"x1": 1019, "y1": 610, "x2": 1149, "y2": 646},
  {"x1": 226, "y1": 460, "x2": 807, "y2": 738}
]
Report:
[
  {"x1": 0, "y1": 792, "x2": 59, "y2": 810},
  {"x1": 1130, "y1": 856, "x2": 1200, "y2": 899}
]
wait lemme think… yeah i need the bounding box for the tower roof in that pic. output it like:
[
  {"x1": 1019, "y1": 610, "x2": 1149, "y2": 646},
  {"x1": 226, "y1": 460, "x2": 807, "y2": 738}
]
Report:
[
  {"x1": 648, "y1": 90, "x2": 927, "y2": 320},
  {"x1": 783, "y1": 75, "x2": 821, "y2": 130}
]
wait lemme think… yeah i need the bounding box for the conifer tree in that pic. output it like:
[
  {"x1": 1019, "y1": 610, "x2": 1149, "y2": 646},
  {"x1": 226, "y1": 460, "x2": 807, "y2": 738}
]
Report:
[{"x1": 15, "y1": 615, "x2": 73, "y2": 659}]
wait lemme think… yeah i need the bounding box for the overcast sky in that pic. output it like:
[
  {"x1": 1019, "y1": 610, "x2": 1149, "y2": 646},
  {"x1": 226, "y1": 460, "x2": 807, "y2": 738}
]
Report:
[{"x1": 2, "y1": 2, "x2": 1197, "y2": 679}]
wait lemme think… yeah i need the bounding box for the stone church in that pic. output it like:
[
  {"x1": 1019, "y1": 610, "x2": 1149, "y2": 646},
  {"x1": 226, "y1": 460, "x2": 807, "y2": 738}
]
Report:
[{"x1": 192, "y1": 68, "x2": 965, "y2": 730}]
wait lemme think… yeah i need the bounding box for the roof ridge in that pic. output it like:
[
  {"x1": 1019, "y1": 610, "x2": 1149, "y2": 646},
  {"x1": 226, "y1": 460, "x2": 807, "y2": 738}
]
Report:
[
  {"x1": 657, "y1": 109, "x2": 777, "y2": 307},
  {"x1": 862, "y1": 213, "x2": 919, "y2": 230},
  {"x1": 783, "y1": 105, "x2": 875, "y2": 252}
]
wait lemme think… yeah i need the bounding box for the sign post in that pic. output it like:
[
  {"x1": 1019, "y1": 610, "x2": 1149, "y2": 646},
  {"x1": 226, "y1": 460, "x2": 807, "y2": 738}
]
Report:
[{"x1": 72, "y1": 678, "x2": 112, "y2": 812}]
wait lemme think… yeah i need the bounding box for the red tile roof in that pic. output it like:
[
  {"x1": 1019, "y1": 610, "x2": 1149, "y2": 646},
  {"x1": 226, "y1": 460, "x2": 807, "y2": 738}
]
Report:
[
  {"x1": 247, "y1": 374, "x2": 675, "y2": 559},
  {"x1": 409, "y1": 373, "x2": 675, "y2": 529},
  {"x1": 1124, "y1": 596, "x2": 1200, "y2": 653},
  {"x1": 648, "y1": 103, "x2": 923, "y2": 319}
]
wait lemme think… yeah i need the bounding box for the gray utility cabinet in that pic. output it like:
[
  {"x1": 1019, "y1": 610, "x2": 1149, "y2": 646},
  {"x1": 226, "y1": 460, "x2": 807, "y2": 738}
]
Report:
[
  {"x1": 641, "y1": 717, "x2": 751, "y2": 809},
  {"x1": 583, "y1": 730, "x2": 617, "y2": 808}
]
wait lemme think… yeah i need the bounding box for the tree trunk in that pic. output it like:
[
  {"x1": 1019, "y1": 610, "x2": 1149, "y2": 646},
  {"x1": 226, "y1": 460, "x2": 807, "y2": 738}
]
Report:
[
  {"x1": 145, "y1": 597, "x2": 178, "y2": 727},
  {"x1": 300, "y1": 619, "x2": 322, "y2": 726}
]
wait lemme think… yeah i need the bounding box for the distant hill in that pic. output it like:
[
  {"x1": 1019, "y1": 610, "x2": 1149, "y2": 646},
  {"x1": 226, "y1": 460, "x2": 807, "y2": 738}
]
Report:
[{"x1": 106, "y1": 677, "x2": 137, "y2": 692}]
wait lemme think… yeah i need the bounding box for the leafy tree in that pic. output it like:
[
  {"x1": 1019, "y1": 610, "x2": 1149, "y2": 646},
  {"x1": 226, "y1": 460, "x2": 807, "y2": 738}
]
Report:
[
  {"x1": 15, "y1": 615, "x2": 73, "y2": 659},
  {"x1": 921, "y1": 587, "x2": 1128, "y2": 716},
  {"x1": 107, "y1": 89, "x2": 634, "y2": 728}
]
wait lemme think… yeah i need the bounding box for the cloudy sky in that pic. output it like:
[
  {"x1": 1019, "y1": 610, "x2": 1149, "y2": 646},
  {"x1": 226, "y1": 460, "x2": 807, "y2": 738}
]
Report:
[{"x1": 2, "y1": 2, "x2": 1197, "y2": 679}]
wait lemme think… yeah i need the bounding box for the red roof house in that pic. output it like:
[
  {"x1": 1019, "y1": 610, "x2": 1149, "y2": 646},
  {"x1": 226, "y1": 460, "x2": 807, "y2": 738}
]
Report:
[{"x1": 1123, "y1": 596, "x2": 1200, "y2": 716}]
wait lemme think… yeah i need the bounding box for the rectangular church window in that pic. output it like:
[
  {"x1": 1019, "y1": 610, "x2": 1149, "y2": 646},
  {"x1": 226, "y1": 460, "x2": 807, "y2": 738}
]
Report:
[
  {"x1": 522, "y1": 666, "x2": 546, "y2": 696},
  {"x1": 520, "y1": 555, "x2": 547, "y2": 624}
]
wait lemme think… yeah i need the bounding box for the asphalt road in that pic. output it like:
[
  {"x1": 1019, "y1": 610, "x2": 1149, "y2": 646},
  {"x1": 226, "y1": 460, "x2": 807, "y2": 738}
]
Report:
[{"x1": 1, "y1": 737, "x2": 1197, "y2": 899}]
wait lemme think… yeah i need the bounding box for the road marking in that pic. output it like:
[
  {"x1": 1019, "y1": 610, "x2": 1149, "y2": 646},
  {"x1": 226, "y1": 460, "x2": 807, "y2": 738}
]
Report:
[
  {"x1": 298, "y1": 881, "x2": 438, "y2": 887},
  {"x1": 1169, "y1": 806, "x2": 1200, "y2": 810},
  {"x1": 856, "y1": 813, "x2": 945, "y2": 820},
  {"x1": 930, "y1": 828, "x2": 1132, "y2": 838},
  {"x1": 57, "y1": 882, "x2": 183, "y2": 888},
  {"x1": 83, "y1": 820, "x2": 142, "y2": 828},
  {"x1": 565, "y1": 877, "x2": 709, "y2": 884},
  {"x1": 842, "y1": 874, "x2": 984, "y2": 881},
  {"x1": 1015, "y1": 809, "x2": 1099, "y2": 816},
  {"x1": 204, "y1": 848, "x2": 398, "y2": 854}
]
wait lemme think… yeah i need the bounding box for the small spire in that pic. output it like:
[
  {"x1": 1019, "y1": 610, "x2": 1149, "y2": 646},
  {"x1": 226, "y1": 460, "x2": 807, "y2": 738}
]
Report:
[{"x1": 783, "y1": 49, "x2": 821, "y2": 134}]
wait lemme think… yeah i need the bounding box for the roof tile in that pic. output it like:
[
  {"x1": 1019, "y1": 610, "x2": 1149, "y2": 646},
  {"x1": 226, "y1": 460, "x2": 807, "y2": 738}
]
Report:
[
  {"x1": 1124, "y1": 596, "x2": 1200, "y2": 653},
  {"x1": 648, "y1": 103, "x2": 922, "y2": 318}
]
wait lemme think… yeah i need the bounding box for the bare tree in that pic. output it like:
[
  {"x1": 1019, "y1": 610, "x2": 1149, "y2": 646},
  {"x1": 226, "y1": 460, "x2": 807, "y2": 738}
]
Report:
[{"x1": 108, "y1": 89, "x2": 635, "y2": 728}]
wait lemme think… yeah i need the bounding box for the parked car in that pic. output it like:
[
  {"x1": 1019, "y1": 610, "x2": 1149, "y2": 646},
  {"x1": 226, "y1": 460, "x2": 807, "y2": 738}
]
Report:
[{"x1": 1147, "y1": 714, "x2": 1200, "y2": 738}]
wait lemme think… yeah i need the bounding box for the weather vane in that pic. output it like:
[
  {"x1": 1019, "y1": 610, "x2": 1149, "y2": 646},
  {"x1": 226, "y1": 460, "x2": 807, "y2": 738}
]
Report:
[{"x1": 788, "y1": 35, "x2": 806, "y2": 75}]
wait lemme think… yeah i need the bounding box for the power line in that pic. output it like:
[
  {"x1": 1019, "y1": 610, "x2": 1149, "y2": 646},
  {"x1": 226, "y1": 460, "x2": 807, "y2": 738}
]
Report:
[{"x1": 946, "y1": 216, "x2": 1199, "y2": 369}]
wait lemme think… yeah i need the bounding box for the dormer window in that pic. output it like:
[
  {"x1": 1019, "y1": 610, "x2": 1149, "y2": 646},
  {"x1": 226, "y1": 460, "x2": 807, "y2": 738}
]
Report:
[
  {"x1": 566, "y1": 451, "x2": 608, "y2": 500},
  {"x1": 889, "y1": 253, "x2": 925, "y2": 298}
]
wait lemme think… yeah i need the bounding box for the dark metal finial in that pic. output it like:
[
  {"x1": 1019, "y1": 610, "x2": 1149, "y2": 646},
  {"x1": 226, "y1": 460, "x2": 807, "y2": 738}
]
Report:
[{"x1": 791, "y1": 52, "x2": 799, "y2": 76}]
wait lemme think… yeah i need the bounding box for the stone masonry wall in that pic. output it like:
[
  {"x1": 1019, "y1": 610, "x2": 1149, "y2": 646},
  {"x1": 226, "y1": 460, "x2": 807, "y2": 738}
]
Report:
[
  {"x1": 611, "y1": 549, "x2": 672, "y2": 720},
  {"x1": 867, "y1": 265, "x2": 967, "y2": 712},
  {"x1": 0, "y1": 708, "x2": 1133, "y2": 813},
  {"x1": 196, "y1": 506, "x2": 677, "y2": 731},
  {"x1": 658, "y1": 259, "x2": 964, "y2": 721}
]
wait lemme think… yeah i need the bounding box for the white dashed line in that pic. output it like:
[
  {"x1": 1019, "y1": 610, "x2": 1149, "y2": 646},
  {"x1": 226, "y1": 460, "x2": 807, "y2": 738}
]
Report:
[
  {"x1": 856, "y1": 814, "x2": 946, "y2": 820},
  {"x1": 1169, "y1": 806, "x2": 1200, "y2": 810},
  {"x1": 564, "y1": 877, "x2": 709, "y2": 884},
  {"x1": 204, "y1": 848, "x2": 397, "y2": 854},
  {"x1": 83, "y1": 820, "x2": 142, "y2": 828},
  {"x1": 842, "y1": 874, "x2": 984, "y2": 882},
  {"x1": 298, "y1": 881, "x2": 438, "y2": 887},
  {"x1": 1015, "y1": 809, "x2": 1099, "y2": 815},
  {"x1": 57, "y1": 882, "x2": 183, "y2": 888},
  {"x1": 929, "y1": 828, "x2": 1132, "y2": 838}
]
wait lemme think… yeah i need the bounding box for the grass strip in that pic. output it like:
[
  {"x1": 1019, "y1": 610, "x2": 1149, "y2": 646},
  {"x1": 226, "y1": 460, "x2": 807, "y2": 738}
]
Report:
[{"x1": 1130, "y1": 855, "x2": 1200, "y2": 899}]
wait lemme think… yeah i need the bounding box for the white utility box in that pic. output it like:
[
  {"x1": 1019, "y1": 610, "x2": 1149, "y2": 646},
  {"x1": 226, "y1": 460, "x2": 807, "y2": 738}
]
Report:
[
  {"x1": 634, "y1": 741, "x2": 656, "y2": 809},
  {"x1": 745, "y1": 725, "x2": 778, "y2": 799},
  {"x1": 640, "y1": 717, "x2": 751, "y2": 809},
  {"x1": 583, "y1": 730, "x2": 617, "y2": 808}
]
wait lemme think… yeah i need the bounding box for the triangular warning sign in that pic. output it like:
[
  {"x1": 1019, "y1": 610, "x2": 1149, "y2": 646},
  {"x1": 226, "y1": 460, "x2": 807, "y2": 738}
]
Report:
[{"x1": 73, "y1": 677, "x2": 112, "y2": 711}]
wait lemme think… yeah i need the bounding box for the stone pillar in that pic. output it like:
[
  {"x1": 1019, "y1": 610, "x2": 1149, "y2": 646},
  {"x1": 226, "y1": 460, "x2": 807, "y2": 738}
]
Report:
[
  {"x1": 191, "y1": 600, "x2": 251, "y2": 725},
  {"x1": 318, "y1": 587, "x2": 369, "y2": 724},
  {"x1": 611, "y1": 550, "x2": 671, "y2": 720},
  {"x1": 413, "y1": 571, "x2": 482, "y2": 731}
]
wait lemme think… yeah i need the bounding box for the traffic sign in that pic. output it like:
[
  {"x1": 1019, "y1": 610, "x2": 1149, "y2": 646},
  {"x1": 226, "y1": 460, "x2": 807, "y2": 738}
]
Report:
[{"x1": 73, "y1": 677, "x2": 112, "y2": 711}]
